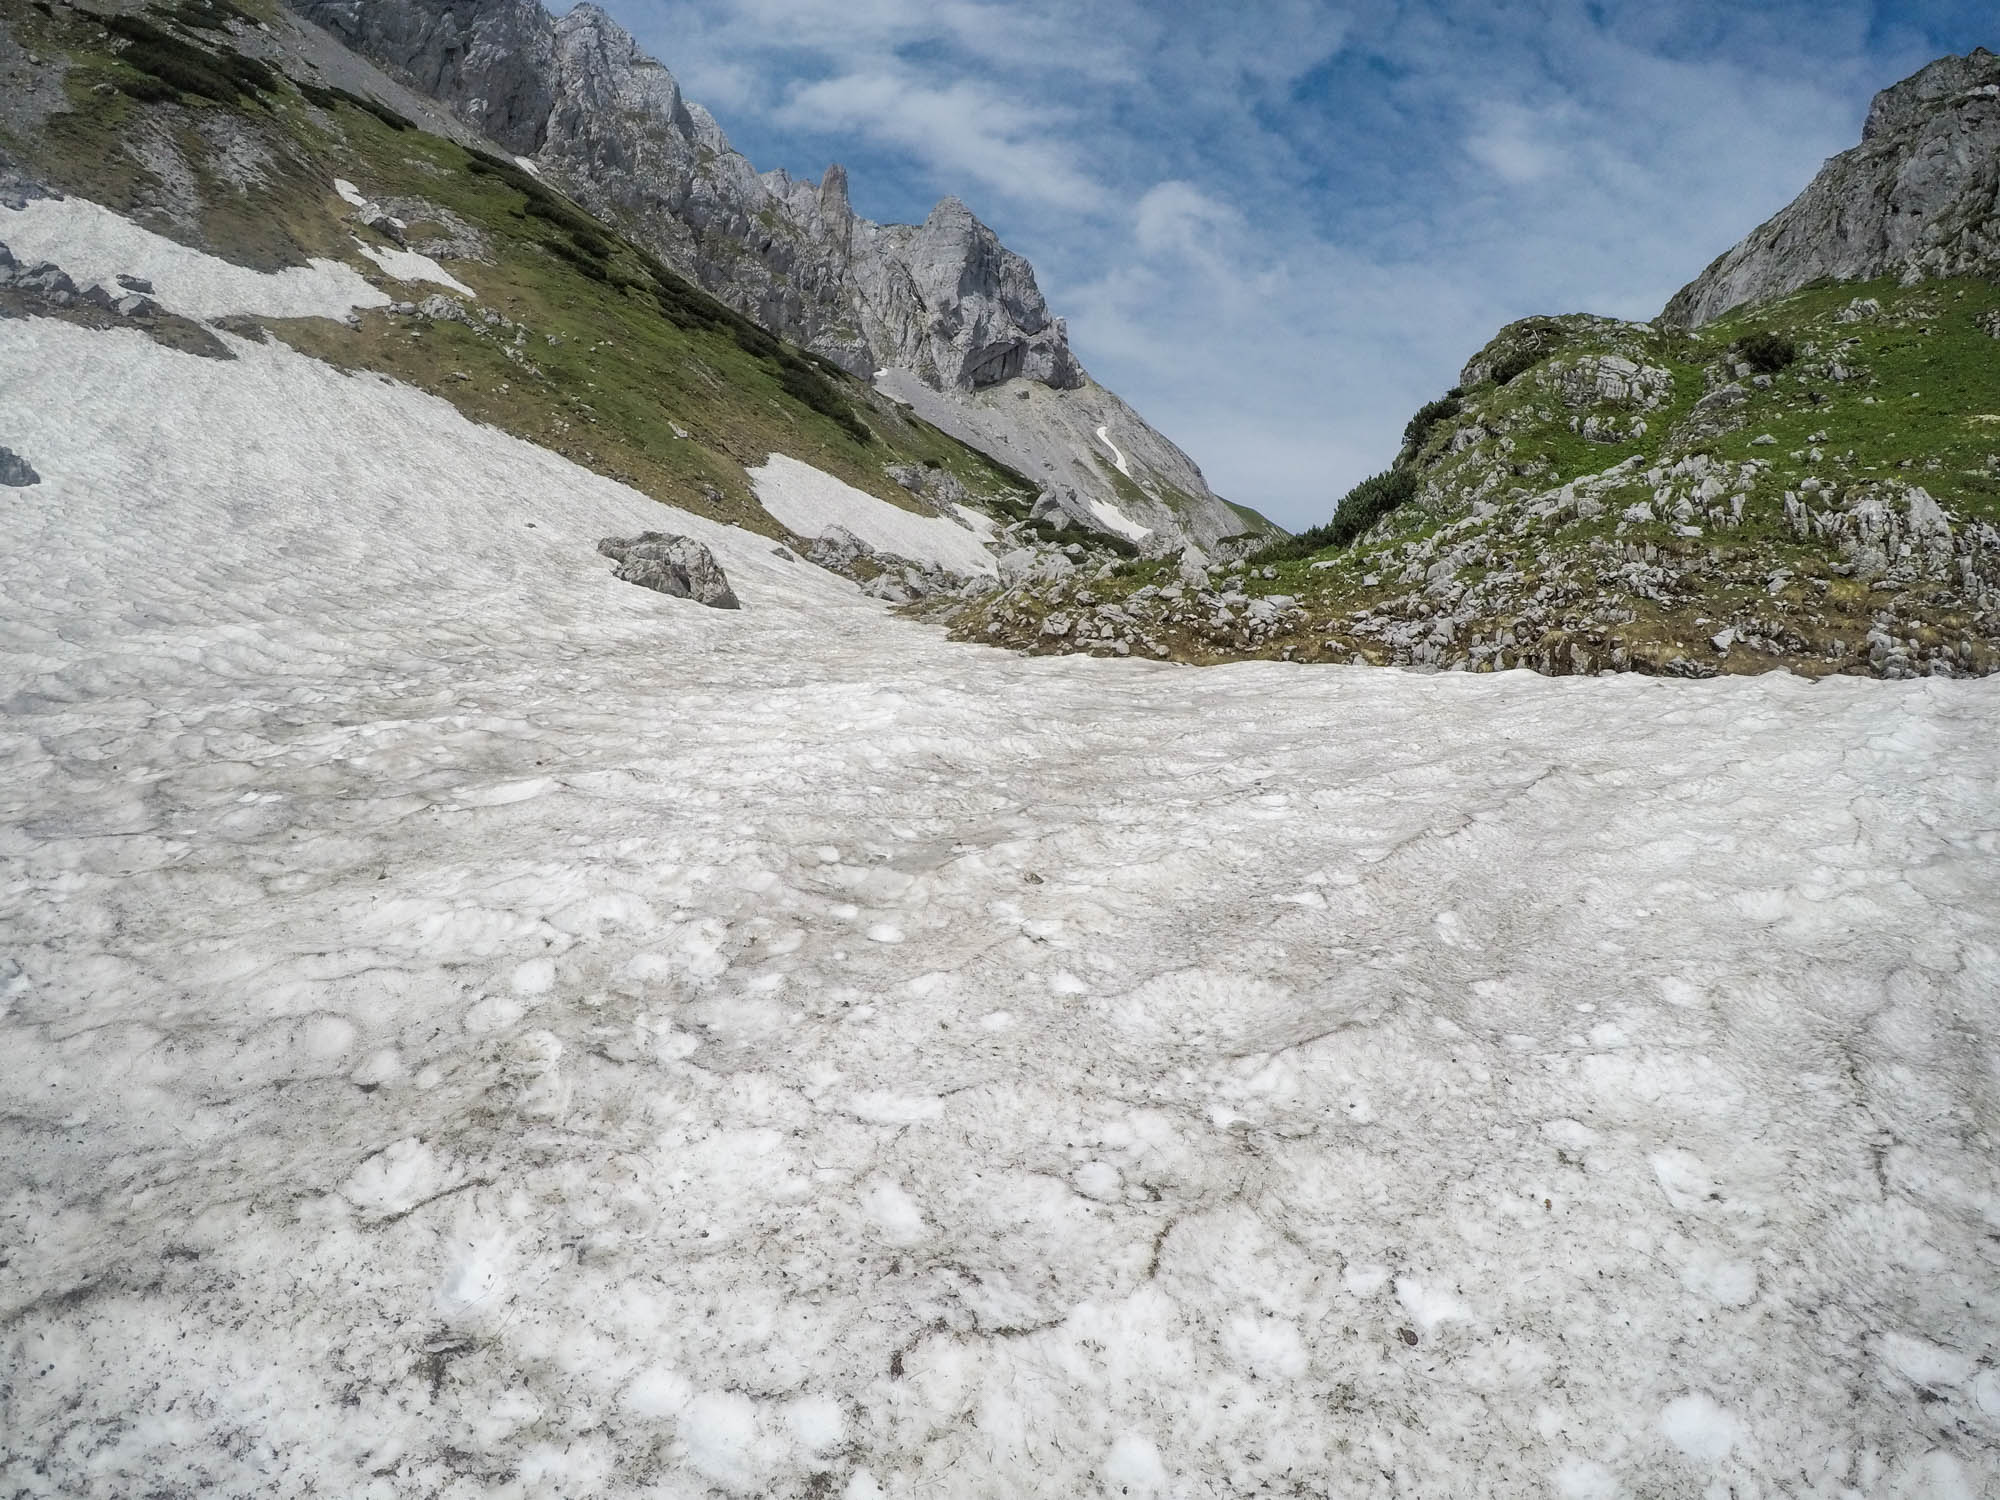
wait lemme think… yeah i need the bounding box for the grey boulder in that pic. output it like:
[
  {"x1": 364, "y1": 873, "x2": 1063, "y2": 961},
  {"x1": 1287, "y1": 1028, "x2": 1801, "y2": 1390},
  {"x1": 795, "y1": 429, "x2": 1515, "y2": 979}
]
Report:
[
  {"x1": 597, "y1": 532, "x2": 739, "y2": 608},
  {"x1": 0, "y1": 447, "x2": 40, "y2": 486}
]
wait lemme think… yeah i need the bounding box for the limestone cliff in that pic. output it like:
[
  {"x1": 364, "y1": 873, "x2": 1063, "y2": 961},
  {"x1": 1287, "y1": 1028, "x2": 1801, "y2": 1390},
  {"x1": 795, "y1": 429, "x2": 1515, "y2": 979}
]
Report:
[
  {"x1": 1664, "y1": 48, "x2": 2000, "y2": 326},
  {"x1": 287, "y1": 0, "x2": 1266, "y2": 550}
]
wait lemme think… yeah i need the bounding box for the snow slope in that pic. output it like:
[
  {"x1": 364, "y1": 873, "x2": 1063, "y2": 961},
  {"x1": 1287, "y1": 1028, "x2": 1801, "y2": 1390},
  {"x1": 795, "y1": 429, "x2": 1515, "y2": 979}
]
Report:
[
  {"x1": 749, "y1": 452, "x2": 998, "y2": 576},
  {"x1": 3, "y1": 318, "x2": 2000, "y2": 1497}
]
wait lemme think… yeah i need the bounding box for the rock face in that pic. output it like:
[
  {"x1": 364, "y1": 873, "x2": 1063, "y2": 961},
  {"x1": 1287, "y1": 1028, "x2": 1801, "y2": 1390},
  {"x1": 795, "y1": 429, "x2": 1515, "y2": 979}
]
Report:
[
  {"x1": 1665, "y1": 49, "x2": 2000, "y2": 326},
  {"x1": 597, "y1": 533, "x2": 739, "y2": 609},
  {"x1": 0, "y1": 446, "x2": 39, "y2": 486},
  {"x1": 285, "y1": 0, "x2": 1263, "y2": 552},
  {"x1": 286, "y1": 0, "x2": 558, "y2": 153}
]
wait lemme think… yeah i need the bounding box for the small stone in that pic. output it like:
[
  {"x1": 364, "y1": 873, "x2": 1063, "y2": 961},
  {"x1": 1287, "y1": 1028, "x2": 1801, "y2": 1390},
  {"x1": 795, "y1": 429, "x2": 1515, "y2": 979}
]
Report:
[{"x1": 114, "y1": 273, "x2": 154, "y2": 294}]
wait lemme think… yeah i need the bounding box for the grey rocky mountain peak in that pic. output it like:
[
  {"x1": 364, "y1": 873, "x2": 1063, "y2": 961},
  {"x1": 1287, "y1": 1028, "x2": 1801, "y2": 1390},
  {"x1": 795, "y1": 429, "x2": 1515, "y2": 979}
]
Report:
[
  {"x1": 1664, "y1": 48, "x2": 2000, "y2": 326},
  {"x1": 289, "y1": 0, "x2": 1257, "y2": 550}
]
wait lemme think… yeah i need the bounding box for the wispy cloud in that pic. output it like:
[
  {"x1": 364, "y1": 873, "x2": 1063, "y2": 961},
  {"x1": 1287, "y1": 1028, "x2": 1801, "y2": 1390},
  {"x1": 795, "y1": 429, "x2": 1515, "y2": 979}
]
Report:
[
  {"x1": 774, "y1": 71, "x2": 1100, "y2": 210},
  {"x1": 590, "y1": 0, "x2": 1995, "y2": 528}
]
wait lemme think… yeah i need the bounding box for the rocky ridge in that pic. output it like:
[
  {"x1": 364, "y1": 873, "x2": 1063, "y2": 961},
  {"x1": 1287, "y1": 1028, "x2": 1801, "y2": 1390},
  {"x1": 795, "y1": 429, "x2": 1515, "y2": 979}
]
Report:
[
  {"x1": 286, "y1": 0, "x2": 1266, "y2": 552},
  {"x1": 948, "y1": 47, "x2": 2000, "y2": 683},
  {"x1": 1665, "y1": 48, "x2": 2000, "y2": 326}
]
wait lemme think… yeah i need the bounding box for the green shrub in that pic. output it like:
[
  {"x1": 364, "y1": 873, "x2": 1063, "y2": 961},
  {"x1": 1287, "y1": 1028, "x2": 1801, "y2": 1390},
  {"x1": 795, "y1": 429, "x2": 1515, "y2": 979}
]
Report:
[
  {"x1": 463, "y1": 150, "x2": 874, "y2": 445},
  {"x1": 1252, "y1": 466, "x2": 1418, "y2": 563},
  {"x1": 1734, "y1": 330, "x2": 1797, "y2": 373},
  {"x1": 166, "y1": 0, "x2": 253, "y2": 31},
  {"x1": 107, "y1": 11, "x2": 276, "y2": 102},
  {"x1": 520, "y1": 190, "x2": 602, "y2": 241},
  {"x1": 1475, "y1": 318, "x2": 1570, "y2": 387},
  {"x1": 1486, "y1": 347, "x2": 1541, "y2": 387},
  {"x1": 541, "y1": 237, "x2": 610, "y2": 281},
  {"x1": 1402, "y1": 390, "x2": 1463, "y2": 456},
  {"x1": 732, "y1": 321, "x2": 781, "y2": 361},
  {"x1": 114, "y1": 72, "x2": 179, "y2": 102},
  {"x1": 296, "y1": 79, "x2": 414, "y2": 130},
  {"x1": 777, "y1": 358, "x2": 871, "y2": 445}
]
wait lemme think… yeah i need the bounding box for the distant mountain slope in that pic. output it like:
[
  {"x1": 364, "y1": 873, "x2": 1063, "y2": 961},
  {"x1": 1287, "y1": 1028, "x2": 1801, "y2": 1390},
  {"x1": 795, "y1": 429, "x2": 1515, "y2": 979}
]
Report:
[
  {"x1": 0, "y1": 0, "x2": 1112, "y2": 588},
  {"x1": 959, "y1": 51, "x2": 2000, "y2": 679},
  {"x1": 287, "y1": 0, "x2": 1274, "y2": 552},
  {"x1": 1664, "y1": 48, "x2": 2000, "y2": 327}
]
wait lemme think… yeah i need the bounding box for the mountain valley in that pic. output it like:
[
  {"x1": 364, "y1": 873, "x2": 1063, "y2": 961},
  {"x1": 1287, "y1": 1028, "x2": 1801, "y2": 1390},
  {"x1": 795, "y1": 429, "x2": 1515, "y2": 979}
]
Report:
[{"x1": 2, "y1": 8, "x2": 1998, "y2": 1498}]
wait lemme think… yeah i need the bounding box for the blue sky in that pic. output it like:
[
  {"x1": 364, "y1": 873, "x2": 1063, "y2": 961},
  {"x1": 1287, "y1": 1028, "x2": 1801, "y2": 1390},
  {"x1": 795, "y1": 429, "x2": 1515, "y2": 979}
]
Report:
[{"x1": 587, "y1": 0, "x2": 1993, "y2": 530}]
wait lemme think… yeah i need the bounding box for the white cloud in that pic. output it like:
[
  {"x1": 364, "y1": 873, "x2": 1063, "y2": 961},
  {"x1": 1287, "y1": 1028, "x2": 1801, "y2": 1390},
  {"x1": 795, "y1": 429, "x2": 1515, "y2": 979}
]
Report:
[
  {"x1": 1464, "y1": 104, "x2": 1566, "y2": 185},
  {"x1": 1132, "y1": 181, "x2": 1242, "y2": 263},
  {"x1": 776, "y1": 70, "x2": 1100, "y2": 210}
]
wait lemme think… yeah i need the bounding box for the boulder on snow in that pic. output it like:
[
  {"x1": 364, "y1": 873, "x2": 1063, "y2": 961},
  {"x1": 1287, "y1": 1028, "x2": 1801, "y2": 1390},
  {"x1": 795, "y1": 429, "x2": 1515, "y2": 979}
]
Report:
[
  {"x1": 597, "y1": 532, "x2": 739, "y2": 608},
  {"x1": 804, "y1": 524, "x2": 872, "y2": 572},
  {"x1": 0, "y1": 447, "x2": 40, "y2": 486}
]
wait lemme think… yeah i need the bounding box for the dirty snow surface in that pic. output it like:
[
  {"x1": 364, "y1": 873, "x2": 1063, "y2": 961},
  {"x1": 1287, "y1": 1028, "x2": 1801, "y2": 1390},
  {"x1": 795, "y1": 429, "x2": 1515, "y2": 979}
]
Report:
[{"x1": 4, "y1": 316, "x2": 2000, "y2": 1500}]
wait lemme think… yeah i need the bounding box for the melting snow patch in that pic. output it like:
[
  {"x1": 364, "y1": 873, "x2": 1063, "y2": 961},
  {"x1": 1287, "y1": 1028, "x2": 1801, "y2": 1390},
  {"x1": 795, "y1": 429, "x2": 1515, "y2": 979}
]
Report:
[
  {"x1": 1104, "y1": 1435, "x2": 1168, "y2": 1496},
  {"x1": 1087, "y1": 495, "x2": 1152, "y2": 541},
  {"x1": 2, "y1": 195, "x2": 388, "y2": 321},
  {"x1": 332, "y1": 178, "x2": 369, "y2": 208},
  {"x1": 749, "y1": 452, "x2": 997, "y2": 576},
  {"x1": 1095, "y1": 422, "x2": 1134, "y2": 478},
  {"x1": 861, "y1": 1178, "x2": 927, "y2": 1244},
  {"x1": 339, "y1": 1137, "x2": 447, "y2": 1217},
  {"x1": 355, "y1": 240, "x2": 476, "y2": 296},
  {"x1": 952, "y1": 501, "x2": 999, "y2": 536}
]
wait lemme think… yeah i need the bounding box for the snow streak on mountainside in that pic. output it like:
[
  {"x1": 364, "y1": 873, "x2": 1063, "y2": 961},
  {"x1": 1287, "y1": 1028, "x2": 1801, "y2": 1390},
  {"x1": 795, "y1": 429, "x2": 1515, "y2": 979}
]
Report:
[
  {"x1": 286, "y1": 0, "x2": 1262, "y2": 550},
  {"x1": 3, "y1": 225, "x2": 1999, "y2": 1497}
]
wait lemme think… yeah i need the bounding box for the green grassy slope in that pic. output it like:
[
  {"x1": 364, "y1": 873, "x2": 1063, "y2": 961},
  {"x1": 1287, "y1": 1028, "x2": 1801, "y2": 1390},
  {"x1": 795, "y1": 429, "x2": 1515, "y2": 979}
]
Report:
[
  {"x1": 0, "y1": 0, "x2": 1038, "y2": 537},
  {"x1": 958, "y1": 276, "x2": 2000, "y2": 677}
]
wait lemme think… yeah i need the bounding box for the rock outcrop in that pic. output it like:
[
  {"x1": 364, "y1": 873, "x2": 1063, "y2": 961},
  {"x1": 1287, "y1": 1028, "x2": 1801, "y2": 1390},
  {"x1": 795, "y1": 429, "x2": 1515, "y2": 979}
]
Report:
[
  {"x1": 1665, "y1": 49, "x2": 2000, "y2": 326},
  {"x1": 598, "y1": 533, "x2": 740, "y2": 608},
  {"x1": 286, "y1": 0, "x2": 1262, "y2": 551},
  {"x1": 285, "y1": 0, "x2": 558, "y2": 153},
  {"x1": 0, "y1": 446, "x2": 39, "y2": 486}
]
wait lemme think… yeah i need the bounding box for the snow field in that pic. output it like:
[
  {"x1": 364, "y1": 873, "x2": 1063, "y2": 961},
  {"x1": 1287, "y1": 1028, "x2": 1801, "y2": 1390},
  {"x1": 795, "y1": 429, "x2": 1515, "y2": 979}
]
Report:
[
  {"x1": 749, "y1": 452, "x2": 999, "y2": 576},
  {"x1": 1, "y1": 313, "x2": 1999, "y2": 1494},
  {"x1": 3, "y1": 196, "x2": 389, "y2": 321}
]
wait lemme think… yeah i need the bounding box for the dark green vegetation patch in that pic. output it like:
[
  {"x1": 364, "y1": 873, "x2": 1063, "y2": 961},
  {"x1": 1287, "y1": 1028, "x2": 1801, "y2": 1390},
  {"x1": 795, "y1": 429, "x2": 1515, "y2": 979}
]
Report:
[{"x1": 100, "y1": 9, "x2": 276, "y2": 103}]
